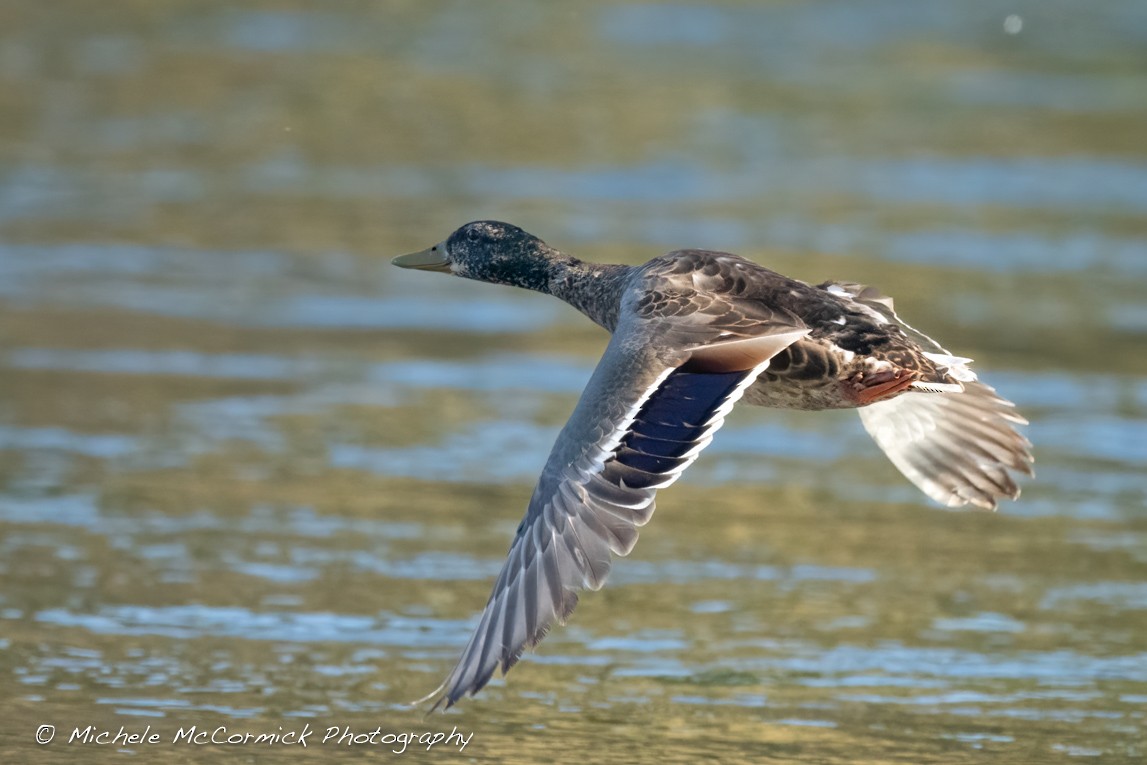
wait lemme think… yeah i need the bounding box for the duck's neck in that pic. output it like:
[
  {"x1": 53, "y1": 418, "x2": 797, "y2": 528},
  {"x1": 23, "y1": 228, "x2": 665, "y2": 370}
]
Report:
[{"x1": 542, "y1": 256, "x2": 631, "y2": 332}]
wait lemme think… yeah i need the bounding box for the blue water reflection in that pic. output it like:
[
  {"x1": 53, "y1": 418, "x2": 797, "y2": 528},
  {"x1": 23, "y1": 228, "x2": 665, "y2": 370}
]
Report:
[{"x1": 2, "y1": 1, "x2": 1146, "y2": 759}]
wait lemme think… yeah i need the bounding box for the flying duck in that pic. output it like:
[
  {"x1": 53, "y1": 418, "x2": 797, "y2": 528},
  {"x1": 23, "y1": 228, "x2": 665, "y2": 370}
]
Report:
[{"x1": 393, "y1": 220, "x2": 1033, "y2": 710}]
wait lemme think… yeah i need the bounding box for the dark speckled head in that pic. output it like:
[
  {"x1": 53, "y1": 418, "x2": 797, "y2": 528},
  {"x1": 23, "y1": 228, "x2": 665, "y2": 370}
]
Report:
[{"x1": 393, "y1": 220, "x2": 564, "y2": 291}]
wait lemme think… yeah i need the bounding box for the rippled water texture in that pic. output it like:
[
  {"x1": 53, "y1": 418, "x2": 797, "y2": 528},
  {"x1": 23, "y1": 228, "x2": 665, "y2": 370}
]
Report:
[{"x1": 1, "y1": 2, "x2": 1145, "y2": 763}]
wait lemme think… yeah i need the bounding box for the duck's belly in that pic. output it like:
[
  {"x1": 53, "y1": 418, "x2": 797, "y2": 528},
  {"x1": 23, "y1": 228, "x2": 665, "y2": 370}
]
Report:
[
  {"x1": 742, "y1": 375, "x2": 857, "y2": 411},
  {"x1": 743, "y1": 339, "x2": 910, "y2": 411},
  {"x1": 742, "y1": 340, "x2": 854, "y2": 411}
]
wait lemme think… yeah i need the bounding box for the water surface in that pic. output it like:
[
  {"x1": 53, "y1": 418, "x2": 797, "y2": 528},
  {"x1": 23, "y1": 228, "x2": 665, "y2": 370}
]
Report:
[{"x1": 1, "y1": 2, "x2": 1145, "y2": 763}]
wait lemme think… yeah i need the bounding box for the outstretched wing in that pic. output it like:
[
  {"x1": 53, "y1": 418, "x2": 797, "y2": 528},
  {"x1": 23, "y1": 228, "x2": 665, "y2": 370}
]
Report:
[
  {"x1": 858, "y1": 379, "x2": 1034, "y2": 509},
  {"x1": 826, "y1": 282, "x2": 1034, "y2": 509},
  {"x1": 421, "y1": 317, "x2": 809, "y2": 710}
]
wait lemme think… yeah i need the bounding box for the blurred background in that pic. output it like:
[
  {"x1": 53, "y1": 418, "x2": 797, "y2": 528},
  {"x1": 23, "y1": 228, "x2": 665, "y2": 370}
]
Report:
[{"x1": 1, "y1": 1, "x2": 1145, "y2": 762}]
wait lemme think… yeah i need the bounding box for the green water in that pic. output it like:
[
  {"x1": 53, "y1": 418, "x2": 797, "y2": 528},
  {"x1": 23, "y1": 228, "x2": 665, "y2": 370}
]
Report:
[{"x1": 1, "y1": 2, "x2": 1145, "y2": 762}]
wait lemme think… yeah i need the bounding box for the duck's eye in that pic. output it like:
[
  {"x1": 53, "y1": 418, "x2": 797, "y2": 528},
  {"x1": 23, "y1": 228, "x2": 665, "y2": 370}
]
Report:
[{"x1": 466, "y1": 228, "x2": 481, "y2": 243}]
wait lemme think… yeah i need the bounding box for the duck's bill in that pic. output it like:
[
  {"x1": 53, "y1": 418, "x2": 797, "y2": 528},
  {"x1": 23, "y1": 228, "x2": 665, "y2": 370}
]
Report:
[{"x1": 392, "y1": 243, "x2": 451, "y2": 272}]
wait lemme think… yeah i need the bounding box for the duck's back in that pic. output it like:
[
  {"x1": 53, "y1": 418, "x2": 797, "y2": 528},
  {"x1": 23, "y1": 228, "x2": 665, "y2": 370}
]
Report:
[{"x1": 635, "y1": 250, "x2": 958, "y2": 411}]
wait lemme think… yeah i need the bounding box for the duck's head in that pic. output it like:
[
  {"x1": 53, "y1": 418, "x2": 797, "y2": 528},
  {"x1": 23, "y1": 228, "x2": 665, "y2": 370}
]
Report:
[{"x1": 393, "y1": 220, "x2": 559, "y2": 289}]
